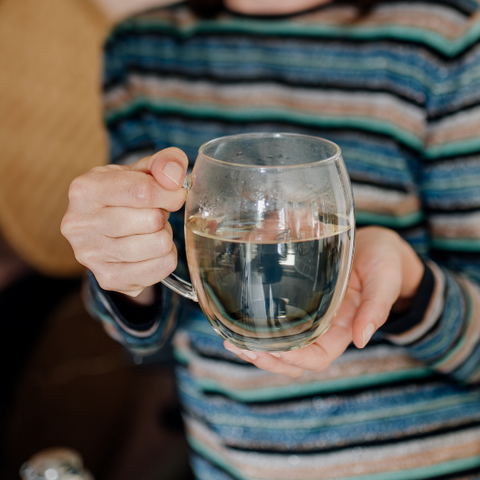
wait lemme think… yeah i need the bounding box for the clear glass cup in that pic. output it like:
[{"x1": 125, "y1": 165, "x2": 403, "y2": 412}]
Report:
[{"x1": 162, "y1": 132, "x2": 355, "y2": 352}]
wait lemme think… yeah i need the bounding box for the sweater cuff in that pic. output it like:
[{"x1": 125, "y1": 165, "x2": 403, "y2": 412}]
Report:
[
  {"x1": 380, "y1": 261, "x2": 446, "y2": 346},
  {"x1": 84, "y1": 271, "x2": 179, "y2": 355},
  {"x1": 107, "y1": 285, "x2": 163, "y2": 332},
  {"x1": 380, "y1": 261, "x2": 435, "y2": 336}
]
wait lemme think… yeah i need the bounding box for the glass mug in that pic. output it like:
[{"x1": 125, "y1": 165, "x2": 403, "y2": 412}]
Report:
[{"x1": 162, "y1": 133, "x2": 355, "y2": 352}]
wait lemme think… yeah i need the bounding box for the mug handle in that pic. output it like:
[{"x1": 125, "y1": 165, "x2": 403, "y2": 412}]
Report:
[
  {"x1": 161, "y1": 274, "x2": 198, "y2": 302},
  {"x1": 160, "y1": 173, "x2": 198, "y2": 302}
]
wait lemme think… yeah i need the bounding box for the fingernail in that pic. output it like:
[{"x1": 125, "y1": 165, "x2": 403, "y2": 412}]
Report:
[
  {"x1": 269, "y1": 352, "x2": 282, "y2": 358},
  {"x1": 242, "y1": 350, "x2": 257, "y2": 360},
  {"x1": 362, "y1": 323, "x2": 376, "y2": 348},
  {"x1": 163, "y1": 162, "x2": 184, "y2": 186}
]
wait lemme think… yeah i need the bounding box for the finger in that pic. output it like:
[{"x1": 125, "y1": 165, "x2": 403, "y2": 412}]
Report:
[
  {"x1": 222, "y1": 285, "x2": 360, "y2": 377},
  {"x1": 69, "y1": 168, "x2": 187, "y2": 212},
  {"x1": 224, "y1": 342, "x2": 306, "y2": 378},
  {"x1": 351, "y1": 262, "x2": 402, "y2": 349},
  {"x1": 97, "y1": 207, "x2": 170, "y2": 237},
  {"x1": 129, "y1": 147, "x2": 189, "y2": 190},
  {"x1": 264, "y1": 294, "x2": 357, "y2": 373},
  {"x1": 93, "y1": 244, "x2": 178, "y2": 296},
  {"x1": 103, "y1": 222, "x2": 174, "y2": 263}
]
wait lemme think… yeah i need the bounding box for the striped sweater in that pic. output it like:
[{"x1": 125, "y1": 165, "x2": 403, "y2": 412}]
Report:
[{"x1": 86, "y1": 1, "x2": 480, "y2": 478}]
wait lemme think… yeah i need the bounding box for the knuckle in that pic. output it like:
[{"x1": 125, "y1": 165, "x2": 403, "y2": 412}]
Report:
[
  {"x1": 130, "y1": 179, "x2": 157, "y2": 206},
  {"x1": 60, "y1": 211, "x2": 87, "y2": 239},
  {"x1": 157, "y1": 227, "x2": 174, "y2": 255},
  {"x1": 60, "y1": 214, "x2": 74, "y2": 238},
  {"x1": 68, "y1": 175, "x2": 90, "y2": 202},
  {"x1": 282, "y1": 353, "x2": 303, "y2": 369},
  {"x1": 161, "y1": 249, "x2": 177, "y2": 276},
  {"x1": 92, "y1": 164, "x2": 122, "y2": 173},
  {"x1": 96, "y1": 268, "x2": 120, "y2": 292},
  {"x1": 164, "y1": 147, "x2": 189, "y2": 167},
  {"x1": 150, "y1": 209, "x2": 165, "y2": 232},
  {"x1": 74, "y1": 247, "x2": 97, "y2": 268},
  {"x1": 292, "y1": 359, "x2": 305, "y2": 369}
]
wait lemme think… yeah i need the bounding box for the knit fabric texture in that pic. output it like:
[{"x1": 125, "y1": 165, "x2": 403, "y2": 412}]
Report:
[{"x1": 87, "y1": 1, "x2": 480, "y2": 478}]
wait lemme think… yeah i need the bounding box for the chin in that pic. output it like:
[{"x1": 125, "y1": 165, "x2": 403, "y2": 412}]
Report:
[{"x1": 224, "y1": 0, "x2": 332, "y2": 15}]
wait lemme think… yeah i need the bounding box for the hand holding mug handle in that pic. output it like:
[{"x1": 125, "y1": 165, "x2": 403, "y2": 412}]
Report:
[{"x1": 61, "y1": 148, "x2": 189, "y2": 298}]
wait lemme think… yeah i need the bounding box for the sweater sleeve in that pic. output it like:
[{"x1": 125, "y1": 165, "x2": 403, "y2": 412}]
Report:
[
  {"x1": 382, "y1": 24, "x2": 480, "y2": 384},
  {"x1": 83, "y1": 270, "x2": 180, "y2": 356},
  {"x1": 81, "y1": 25, "x2": 192, "y2": 357}
]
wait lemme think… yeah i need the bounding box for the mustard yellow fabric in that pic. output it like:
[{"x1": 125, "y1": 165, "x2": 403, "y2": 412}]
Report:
[{"x1": 0, "y1": 0, "x2": 111, "y2": 276}]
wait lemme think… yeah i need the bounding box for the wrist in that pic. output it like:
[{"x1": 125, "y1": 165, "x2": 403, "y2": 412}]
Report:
[
  {"x1": 381, "y1": 261, "x2": 435, "y2": 335},
  {"x1": 108, "y1": 285, "x2": 161, "y2": 328},
  {"x1": 391, "y1": 239, "x2": 424, "y2": 314}
]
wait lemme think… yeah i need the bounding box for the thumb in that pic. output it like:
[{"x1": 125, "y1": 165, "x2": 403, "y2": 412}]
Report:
[{"x1": 129, "y1": 147, "x2": 189, "y2": 190}]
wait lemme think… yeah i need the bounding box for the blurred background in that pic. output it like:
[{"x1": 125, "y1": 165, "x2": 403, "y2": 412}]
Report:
[{"x1": 0, "y1": 0, "x2": 193, "y2": 478}]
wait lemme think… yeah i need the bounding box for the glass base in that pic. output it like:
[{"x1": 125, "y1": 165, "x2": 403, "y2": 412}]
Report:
[{"x1": 207, "y1": 316, "x2": 335, "y2": 352}]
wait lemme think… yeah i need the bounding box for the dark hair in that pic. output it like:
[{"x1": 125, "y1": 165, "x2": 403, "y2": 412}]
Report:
[
  {"x1": 187, "y1": 0, "x2": 383, "y2": 18},
  {"x1": 187, "y1": 0, "x2": 224, "y2": 17}
]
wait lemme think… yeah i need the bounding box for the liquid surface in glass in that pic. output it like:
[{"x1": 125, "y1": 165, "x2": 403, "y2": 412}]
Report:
[{"x1": 185, "y1": 214, "x2": 354, "y2": 351}]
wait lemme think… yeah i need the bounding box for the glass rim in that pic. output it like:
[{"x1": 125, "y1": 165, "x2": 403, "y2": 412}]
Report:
[{"x1": 198, "y1": 132, "x2": 342, "y2": 169}]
